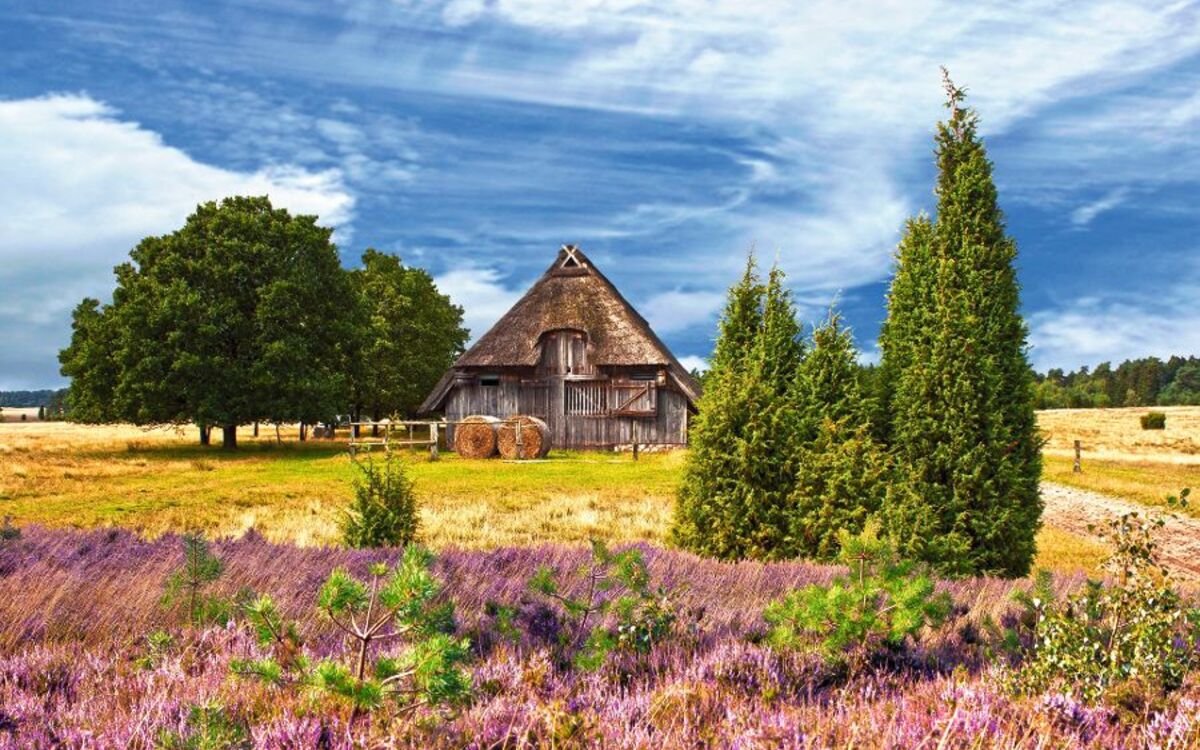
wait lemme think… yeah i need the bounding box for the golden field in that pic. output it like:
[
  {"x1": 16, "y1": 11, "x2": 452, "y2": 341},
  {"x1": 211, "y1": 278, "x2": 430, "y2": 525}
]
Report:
[
  {"x1": 1039, "y1": 405, "x2": 1200, "y2": 516},
  {"x1": 1, "y1": 410, "x2": 1191, "y2": 574},
  {"x1": 0, "y1": 421, "x2": 678, "y2": 549},
  {"x1": 1039, "y1": 405, "x2": 1200, "y2": 463}
]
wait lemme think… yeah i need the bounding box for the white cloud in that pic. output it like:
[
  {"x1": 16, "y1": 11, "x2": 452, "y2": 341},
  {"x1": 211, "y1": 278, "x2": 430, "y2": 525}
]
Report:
[
  {"x1": 1028, "y1": 282, "x2": 1200, "y2": 371},
  {"x1": 432, "y1": 265, "x2": 525, "y2": 343},
  {"x1": 640, "y1": 289, "x2": 725, "y2": 334},
  {"x1": 676, "y1": 354, "x2": 708, "y2": 373},
  {"x1": 0, "y1": 93, "x2": 355, "y2": 388}
]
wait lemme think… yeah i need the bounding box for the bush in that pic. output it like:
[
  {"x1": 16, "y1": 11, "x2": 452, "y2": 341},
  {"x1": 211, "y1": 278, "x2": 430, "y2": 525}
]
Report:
[
  {"x1": 1140, "y1": 411, "x2": 1167, "y2": 430},
  {"x1": 530, "y1": 540, "x2": 677, "y2": 670},
  {"x1": 158, "y1": 702, "x2": 251, "y2": 750},
  {"x1": 341, "y1": 452, "x2": 419, "y2": 548},
  {"x1": 763, "y1": 522, "x2": 951, "y2": 667},
  {"x1": 233, "y1": 546, "x2": 471, "y2": 718},
  {"x1": 1013, "y1": 489, "x2": 1199, "y2": 704},
  {"x1": 161, "y1": 533, "x2": 233, "y2": 628}
]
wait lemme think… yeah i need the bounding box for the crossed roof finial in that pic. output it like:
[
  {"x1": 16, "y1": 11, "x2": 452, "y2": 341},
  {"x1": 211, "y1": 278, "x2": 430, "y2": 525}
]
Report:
[{"x1": 560, "y1": 244, "x2": 582, "y2": 268}]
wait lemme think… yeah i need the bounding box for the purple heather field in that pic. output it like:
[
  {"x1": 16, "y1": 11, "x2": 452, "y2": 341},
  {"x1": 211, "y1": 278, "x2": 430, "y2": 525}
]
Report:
[{"x1": 0, "y1": 527, "x2": 1197, "y2": 748}]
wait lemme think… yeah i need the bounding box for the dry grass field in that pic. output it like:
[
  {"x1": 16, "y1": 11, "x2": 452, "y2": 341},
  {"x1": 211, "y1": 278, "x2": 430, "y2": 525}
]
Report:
[
  {"x1": 0, "y1": 418, "x2": 1126, "y2": 574},
  {"x1": 0, "y1": 421, "x2": 679, "y2": 549},
  {"x1": 1039, "y1": 406, "x2": 1200, "y2": 516},
  {"x1": 1039, "y1": 405, "x2": 1200, "y2": 462}
]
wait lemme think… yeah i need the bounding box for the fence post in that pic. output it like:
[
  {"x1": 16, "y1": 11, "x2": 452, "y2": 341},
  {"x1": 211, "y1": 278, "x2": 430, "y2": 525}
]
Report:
[
  {"x1": 430, "y1": 422, "x2": 439, "y2": 462},
  {"x1": 1073, "y1": 439, "x2": 1082, "y2": 473},
  {"x1": 632, "y1": 442, "x2": 639, "y2": 461}
]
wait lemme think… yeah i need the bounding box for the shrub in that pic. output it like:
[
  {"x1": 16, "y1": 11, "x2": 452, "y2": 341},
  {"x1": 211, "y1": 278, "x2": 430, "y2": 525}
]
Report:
[
  {"x1": 158, "y1": 702, "x2": 251, "y2": 750},
  {"x1": 1140, "y1": 411, "x2": 1167, "y2": 430},
  {"x1": 341, "y1": 452, "x2": 419, "y2": 548},
  {"x1": 0, "y1": 516, "x2": 19, "y2": 545},
  {"x1": 134, "y1": 629, "x2": 176, "y2": 671},
  {"x1": 763, "y1": 523, "x2": 951, "y2": 667},
  {"x1": 162, "y1": 532, "x2": 231, "y2": 627},
  {"x1": 530, "y1": 540, "x2": 677, "y2": 670},
  {"x1": 1013, "y1": 489, "x2": 1199, "y2": 704},
  {"x1": 234, "y1": 546, "x2": 470, "y2": 718}
]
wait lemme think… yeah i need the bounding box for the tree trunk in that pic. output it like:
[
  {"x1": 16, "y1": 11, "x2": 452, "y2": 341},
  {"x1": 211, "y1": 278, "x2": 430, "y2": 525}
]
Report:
[
  {"x1": 299, "y1": 422, "x2": 307, "y2": 442},
  {"x1": 253, "y1": 421, "x2": 259, "y2": 438},
  {"x1": 222, "y1": 424, "x2": 237, "y2": 450},
  {"x1": 199, "y1": 424, "x2": 211, "y2": 446}
]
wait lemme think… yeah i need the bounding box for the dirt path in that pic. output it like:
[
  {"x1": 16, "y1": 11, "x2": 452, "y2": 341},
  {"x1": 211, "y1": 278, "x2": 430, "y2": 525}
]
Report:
[{"x1": 1042, "y1": 482, "x2": 1200, "y2": 580}]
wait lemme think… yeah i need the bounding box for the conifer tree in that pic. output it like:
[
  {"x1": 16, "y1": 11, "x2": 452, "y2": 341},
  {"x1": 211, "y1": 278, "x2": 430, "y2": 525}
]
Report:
[
  {"x1": 672, "y1": 257, "x2": 806, "y2": 560},
  {"x1": 787, "y1": 311, "x2": 889, "y2": 560},
  {"x1": 671, "y1": 256, "x2": 764, "y2": 558},
  {"x1": 733, "y1": 266, "x2": 805, "y2": 557},
  {"x1": 879, "y1": 71, "x2": 1041, "y2": 577}
]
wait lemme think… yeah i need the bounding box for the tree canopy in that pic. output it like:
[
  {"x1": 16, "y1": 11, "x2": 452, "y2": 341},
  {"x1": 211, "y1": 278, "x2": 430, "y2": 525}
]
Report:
[
  {"x1": 60, "y1": 196, "x2": 463, "y2": 449},
  {"x1": 347, "y1": 249, "x2": 468, "y2": 421}
]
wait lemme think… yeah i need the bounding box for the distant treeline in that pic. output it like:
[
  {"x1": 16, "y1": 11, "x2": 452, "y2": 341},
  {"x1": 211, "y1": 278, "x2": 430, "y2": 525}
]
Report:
[
  {"x1": 0, "y1": 389, "x2": 66, "y2": 408},
  {"x1": 1031, "y1": 356, "x2": 1200, "y2": 409}
]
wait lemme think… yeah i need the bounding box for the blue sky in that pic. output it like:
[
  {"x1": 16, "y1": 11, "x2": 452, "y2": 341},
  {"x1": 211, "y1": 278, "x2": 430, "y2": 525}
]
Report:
[{"x1": 2, "y1": 1, "x2": 1199, "y2": 390}]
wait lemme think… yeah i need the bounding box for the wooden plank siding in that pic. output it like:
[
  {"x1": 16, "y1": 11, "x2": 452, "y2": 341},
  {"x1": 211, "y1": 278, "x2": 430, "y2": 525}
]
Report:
[{"x1": 444, "y1": 369, "x2": 688, "y2": 450}]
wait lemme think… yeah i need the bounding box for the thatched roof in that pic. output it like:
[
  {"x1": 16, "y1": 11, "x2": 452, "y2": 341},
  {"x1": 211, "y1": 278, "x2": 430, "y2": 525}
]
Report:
[{"x1": 420, "y1": 246, "x2": 701, "y2": 412}]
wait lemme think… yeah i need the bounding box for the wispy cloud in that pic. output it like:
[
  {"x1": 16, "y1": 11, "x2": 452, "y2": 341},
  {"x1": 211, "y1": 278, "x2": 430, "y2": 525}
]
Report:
[
  {"x1": 1028, "y1": 276, "x2": 1200, "y2": 371},
  {"x1": 1070, "y1": 187, "x2": 1130, "y2": 227},
  {"x1": 4, "y1": 0, "x2": 1200, "y2": 382},
  {"x1": 432, "y1": 265, "x2": 525, "y2": 343}
]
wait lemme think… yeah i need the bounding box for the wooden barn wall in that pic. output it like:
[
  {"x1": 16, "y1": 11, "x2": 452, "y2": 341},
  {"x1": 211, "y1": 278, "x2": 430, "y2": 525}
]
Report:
[{"x1": 443, "y1": 377, "x2": 688, "y2": 450}]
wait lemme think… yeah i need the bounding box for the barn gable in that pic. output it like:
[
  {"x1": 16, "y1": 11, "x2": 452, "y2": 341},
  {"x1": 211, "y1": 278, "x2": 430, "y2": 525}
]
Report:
[{"x1": 419, "y1": 246, "x2": 701, "y2": 416}]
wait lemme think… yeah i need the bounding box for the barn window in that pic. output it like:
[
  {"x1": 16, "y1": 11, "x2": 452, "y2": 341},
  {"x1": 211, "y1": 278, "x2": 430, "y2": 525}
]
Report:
[{"x1": 479, "y1": 374, "x2": 500, "y2": 387}]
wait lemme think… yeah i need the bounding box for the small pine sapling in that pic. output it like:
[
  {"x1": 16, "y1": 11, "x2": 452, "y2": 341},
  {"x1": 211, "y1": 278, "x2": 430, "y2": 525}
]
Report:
[
  {"x1": 1014, "y1": 489, "x2": 1199, "y2": 704},
  {"x1": 232, "y1": 595, "x2": 308, "y2": 686},
  {"x1": 530, "y1": 540, "x2": 677, "y2": 670},
  {"x1": 234, "y1": 547, "x2": 471, "y2": 720},
  {"x1": 157, "y1": 702, "x2": 251, "y2": 750},
  {"x1": 763, "y1": 522, "x2": 951, "y2": 668},
  {"x1": 162, "y1": 532, "x2": 230, "y2": 627},
  {"x1": 341, "y1": 452, "x2": 419, "y2": 548},
  {"x1": 134, "y1": 629, "x2": 176, "y2": 671}
]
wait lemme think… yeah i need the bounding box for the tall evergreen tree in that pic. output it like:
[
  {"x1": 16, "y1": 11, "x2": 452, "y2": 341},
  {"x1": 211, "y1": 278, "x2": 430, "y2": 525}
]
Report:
[
  {"x1": 787, "y1": 311, "x2": 889, "y2": 560},
  {"x1": 733, "y1": 266, "x2": 805, "y2": 557},
  {"x1": 672, "y1": 257, "x2": 806, "y2": 560},
  {"x1": 879, "y1": 71, "x2": 1041, "y2": 577},
  {"x1": 671, "y1": 256, "x2": 764, "y2": 558}
]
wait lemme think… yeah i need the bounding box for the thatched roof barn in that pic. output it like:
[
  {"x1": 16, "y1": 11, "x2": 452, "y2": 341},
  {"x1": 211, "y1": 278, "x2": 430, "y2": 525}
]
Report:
[{"x1": 420, "y1": 245, "x2": 701, "y2": 450}]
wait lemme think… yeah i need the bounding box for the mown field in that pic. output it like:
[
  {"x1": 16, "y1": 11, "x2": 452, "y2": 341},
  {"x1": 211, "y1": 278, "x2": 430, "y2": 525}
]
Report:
[
  {"x1": 3, "y1": 410, "x2": 1196, "y2": 573},
  {"x1": 0, "y1": 421, "x2": 680, "y2": 548}
]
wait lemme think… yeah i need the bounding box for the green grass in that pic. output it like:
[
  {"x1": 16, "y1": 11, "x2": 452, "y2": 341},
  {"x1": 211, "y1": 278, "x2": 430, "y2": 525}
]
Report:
[
  {"x1": 1, "y1": 423, "x2": 1170, "y2": 576},
  {"x1": 0, "y1": 432, "x2": 683, "y2": 548}
]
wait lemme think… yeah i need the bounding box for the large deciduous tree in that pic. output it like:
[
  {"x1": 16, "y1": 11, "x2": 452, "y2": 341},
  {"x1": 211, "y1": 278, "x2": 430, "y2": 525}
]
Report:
[
  {"x1": 879, "y1": 72, "x2": 1041, "y2": 578},
  {"x1": 60, "y1": 196, "x2": 353, "y2": 449},
  {"x1": 347, "y1": 249, "x2": 468, "y2": 422}
]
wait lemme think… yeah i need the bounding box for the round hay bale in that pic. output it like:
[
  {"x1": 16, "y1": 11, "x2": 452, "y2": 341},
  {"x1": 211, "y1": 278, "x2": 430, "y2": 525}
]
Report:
[
  {"x1": 497, "y1": 415, "x2": 550, "y2": 460},
  {"x1": 455, "y1": 415, "x2": 500, "y2": 458}
]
